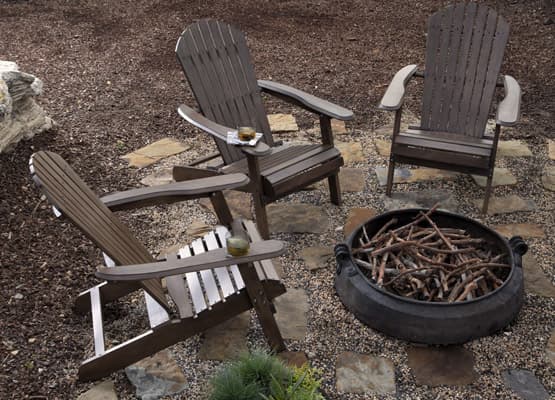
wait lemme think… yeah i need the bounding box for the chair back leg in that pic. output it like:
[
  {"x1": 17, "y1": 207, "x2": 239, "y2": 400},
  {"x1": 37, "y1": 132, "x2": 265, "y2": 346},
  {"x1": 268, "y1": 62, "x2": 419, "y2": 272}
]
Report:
[
  {"x1": 328, "y1": 174, "x2": 342, "y2": 205},
  {"x1": 238, "y1": 262, "x2": 285, "y2": 351},
  {"x1": 482, "y1": 174, "x2": 494, "y2": 214},
  {"x1": 386, "y1": 157, "x2": 396, "y2": 196}
]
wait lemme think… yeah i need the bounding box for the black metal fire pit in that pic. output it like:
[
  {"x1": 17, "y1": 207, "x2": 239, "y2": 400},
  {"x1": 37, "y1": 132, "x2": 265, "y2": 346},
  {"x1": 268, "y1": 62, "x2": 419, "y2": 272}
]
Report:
[{"x1": 335, "y1": 209, "x2": 527, "y2": 345}]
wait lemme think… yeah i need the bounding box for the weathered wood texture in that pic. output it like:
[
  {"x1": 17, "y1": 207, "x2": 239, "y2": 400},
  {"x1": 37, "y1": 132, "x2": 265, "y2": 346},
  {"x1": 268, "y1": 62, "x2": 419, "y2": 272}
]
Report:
[{"x1": 420, "y1": 2, "x2": 509, "y2": 137}]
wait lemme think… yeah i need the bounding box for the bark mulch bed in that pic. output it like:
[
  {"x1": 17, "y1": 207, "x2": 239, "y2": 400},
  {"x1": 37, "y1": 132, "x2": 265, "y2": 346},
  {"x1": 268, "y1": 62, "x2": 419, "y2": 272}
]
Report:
[{"x1": 1, "y1": 0, "x2": 553, "y2": 399}]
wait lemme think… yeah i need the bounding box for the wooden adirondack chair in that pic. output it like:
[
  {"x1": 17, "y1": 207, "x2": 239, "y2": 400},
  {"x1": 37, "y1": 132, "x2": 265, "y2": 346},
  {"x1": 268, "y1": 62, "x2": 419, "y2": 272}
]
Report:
[
  {"x1": 379, "y1": 2, "x2": 520, "y2": 213},
  {"x1": 174, "y1": 19, "x2": 354, "y2": 238},
  {"x1": 30, "y1": 151, "x2": 287, "y2": 381}
]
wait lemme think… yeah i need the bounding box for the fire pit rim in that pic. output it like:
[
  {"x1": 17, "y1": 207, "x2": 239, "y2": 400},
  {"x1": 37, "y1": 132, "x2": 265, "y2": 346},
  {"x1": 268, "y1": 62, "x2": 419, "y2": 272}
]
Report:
[{"x1": 342, "y1": 208, "x2": 519, "y2": 306}]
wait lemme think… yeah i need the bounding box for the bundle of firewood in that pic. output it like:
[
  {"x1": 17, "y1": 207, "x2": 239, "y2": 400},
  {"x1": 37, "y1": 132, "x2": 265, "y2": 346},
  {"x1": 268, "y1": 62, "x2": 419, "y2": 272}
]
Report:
[{"x1": 351, "y1": 206, "x2": 509, "y2": 302}]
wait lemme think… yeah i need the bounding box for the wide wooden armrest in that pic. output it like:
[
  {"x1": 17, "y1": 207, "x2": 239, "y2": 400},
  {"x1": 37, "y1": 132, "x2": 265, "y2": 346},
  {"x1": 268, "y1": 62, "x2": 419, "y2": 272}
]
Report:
[
  {"x1": 101, "y1": 174, "x2": 249, "y2": 211},
  {"x1": 178, "y1": 104, "x2": 230, "y2": 141},
  {"x1": 496, "y1": 75, "x2": 520, "y2": 126},
  {"x1": 378, "y1": 64, "x2": 418, "y2": 111},
  {"x1": 95, "y1": 240, "x2": 286, "y2": 280},
  {"x1": 258, "y1": 80, "x2": 353, "y2": 121},
  {"x1": 178, "y1": 104, "x2": 271, "y2": 157}
]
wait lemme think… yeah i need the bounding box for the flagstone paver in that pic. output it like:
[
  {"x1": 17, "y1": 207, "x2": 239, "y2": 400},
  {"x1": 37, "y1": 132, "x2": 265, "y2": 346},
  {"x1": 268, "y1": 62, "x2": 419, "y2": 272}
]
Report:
[
  {"x1": 331, "y1": 119, "x2": 348, "y2": 134},
  {"x1": 186, "y1": 220, "x2": 212, "y2": 238},
  {"x1": 125, "y1": 350, "x2": 187, "y2": 400},
  {"x1": 497, "y1": 140, "x2": 532, "y2": 157},
  {"x1": 493, "y1": 223, "x2": 546, "y2": 239},
  {"x1": 268, "y1": 113, "x2": 299, "y2": 132},
  {"x1": 407, "y1": 346, "x2": 477, "y2": 386},
  {"x1": 382, "y1": 190, "x2": 458, "y2": 212},
  {"x1": 523, "y1": 253, "x2": 555, "y2": 298},
  {"x1": 375, "y1": 167, "x2": 458, "y2": 186},
  {"x1": 548, "y1": 140, "x2": 555, "y2": 160},
  {"x1": 140, "y1": 167, "x2": 174, "y2": 186},
  {"x1": 267, "y1": 203, "x2": 328, "y2": 234},
  {"x1": 344, "y1": 207, "x2": 377, "y2": 238},
  {"x1": 338, "y1": 168, "x2": 366, "y2": 192},
  {"x1": 77, "y1": 381, "x2": 117, "y2": 400},
  {"x1": 121, "y1": 138, "x2": 190, "y2": 168},
  {"x1": 541, "y1": 166, "x2": 555, "y2": 191},
  {"x1": 336, "y1": 141, "x2": 365, "y2": 164},
  {"x1": 472, "y1": 195, "x2": 536, "y2": 215},
  {"x1": 373, "y1": 124, "x2": 394, "y2": 136},
  {"x1": 547, "y1": 329, "x2": 555, "y2": 367},
  {"x1": 300, "y1": 246, "x2": 333, "y2": 271},
  {"x1": 502, "y1": 369, "x2": 549, "y2": 400},
  {"x1": 472, "y1": 168, "x2": 517, "y2": 187},
  {"x1": 198, "y1": 312, "x2": 250, "y2": 361},
  {"x1": 199, "y1": 190, "x2": 253, "y2": 219},
  {"x1": 374, "y1": 139, "x2": 390, "y2": 157},
  {"x1": 336, "y1": 351, "x2": 396, "y2": 394},
  {"x1": 278, "y1": 351, "x2": 309, "y2": 368},
  {"x1": 319, "y1": 168, "x2": 365, "y2": 192},
  {"x1": 274, "y1": 288, "x2": 309, "y2": 340}
]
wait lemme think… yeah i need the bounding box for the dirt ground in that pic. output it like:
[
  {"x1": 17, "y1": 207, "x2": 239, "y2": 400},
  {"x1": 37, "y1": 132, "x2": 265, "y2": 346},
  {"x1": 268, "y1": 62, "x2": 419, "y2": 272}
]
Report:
[{"x1": 0, "y1": 0, "x2": 553, "y2": 398}]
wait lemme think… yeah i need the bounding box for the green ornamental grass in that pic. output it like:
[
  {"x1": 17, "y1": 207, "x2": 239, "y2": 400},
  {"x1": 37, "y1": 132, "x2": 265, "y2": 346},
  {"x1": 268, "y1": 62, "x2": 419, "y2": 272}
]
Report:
[{"x1": 209, "y1": 350, "x2": 324, "y2": 400}]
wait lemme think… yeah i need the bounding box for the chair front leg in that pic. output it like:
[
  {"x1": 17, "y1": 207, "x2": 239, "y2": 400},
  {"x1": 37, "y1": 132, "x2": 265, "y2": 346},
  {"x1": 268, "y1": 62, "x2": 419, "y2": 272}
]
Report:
[
  {"x1": 386, "y1": 108, "x2": 403, "y2": 197},
  {"x1": 245, "y1": 153, "x2": 270, "y2": 239}
]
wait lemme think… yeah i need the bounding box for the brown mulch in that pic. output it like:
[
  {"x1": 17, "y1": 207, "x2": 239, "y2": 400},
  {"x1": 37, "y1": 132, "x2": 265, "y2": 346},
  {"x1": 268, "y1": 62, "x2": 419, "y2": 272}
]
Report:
[{"x1": 0, "y1": 0, "x2": 553, "y2": 398}]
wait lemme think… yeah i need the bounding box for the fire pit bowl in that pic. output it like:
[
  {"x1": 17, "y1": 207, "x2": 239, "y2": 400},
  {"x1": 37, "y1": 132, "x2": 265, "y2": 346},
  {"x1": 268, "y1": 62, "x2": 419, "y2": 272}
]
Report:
[{"x1": 335, "y1": 208, "x2": 527, "y2": 345}]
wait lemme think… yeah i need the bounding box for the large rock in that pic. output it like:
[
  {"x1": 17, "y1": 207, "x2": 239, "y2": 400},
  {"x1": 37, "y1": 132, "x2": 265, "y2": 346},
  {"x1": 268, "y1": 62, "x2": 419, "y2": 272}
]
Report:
[
  {"x1": 125, "y1": 350, "x2": 187, "y2": 400},
  {"x1": 0, "y1": 61, "x2": 54, "y2": 153}
]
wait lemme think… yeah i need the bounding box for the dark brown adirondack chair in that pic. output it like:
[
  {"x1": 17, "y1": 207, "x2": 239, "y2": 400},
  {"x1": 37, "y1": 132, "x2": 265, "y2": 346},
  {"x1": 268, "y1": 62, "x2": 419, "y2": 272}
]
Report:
[
  {"x1": 30, "y1": 151, "x2": 287, "y2": 381},
  {"x1": 174, "y1": 20, "x2": 354, "y2": 238},
  {"x1": 379, "y1": 2, "x2": 520, "y2": 213}
]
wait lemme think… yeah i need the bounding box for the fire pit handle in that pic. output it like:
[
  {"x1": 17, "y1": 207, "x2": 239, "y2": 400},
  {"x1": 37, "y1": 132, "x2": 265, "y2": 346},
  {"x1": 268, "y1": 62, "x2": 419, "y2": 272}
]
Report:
[
  {"x1": 334, "y1": 243, "x2": 353, "y2": 275},
  {"x1": 509, "y1": 236, "x2": 527, "y2": 268}
]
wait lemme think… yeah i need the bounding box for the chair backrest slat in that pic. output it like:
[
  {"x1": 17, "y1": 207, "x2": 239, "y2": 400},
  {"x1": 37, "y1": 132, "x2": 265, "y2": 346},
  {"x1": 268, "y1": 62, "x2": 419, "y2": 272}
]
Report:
[
  {"x1": 176, "y1": 20, "x2": 274, "y2": 164},
  {"x1": 420, "y1": 3, "x2": 509, "y2": 137},
  {"x1": 30, "y1": 151, "x2": 169, "y2": 310}
]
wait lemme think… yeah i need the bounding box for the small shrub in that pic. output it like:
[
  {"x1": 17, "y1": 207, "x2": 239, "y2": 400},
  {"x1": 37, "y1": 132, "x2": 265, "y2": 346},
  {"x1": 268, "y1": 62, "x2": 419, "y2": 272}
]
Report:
[
  {"x1": 209, "y1": 350, "x2": 292, "y2": 400},
  {"x1": 209, "y1": 350, "x2": 325, "y2": 400}
]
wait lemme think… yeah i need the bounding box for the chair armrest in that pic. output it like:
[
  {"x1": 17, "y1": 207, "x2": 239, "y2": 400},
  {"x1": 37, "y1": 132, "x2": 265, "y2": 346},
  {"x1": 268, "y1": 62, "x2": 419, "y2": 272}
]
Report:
[
  {"x1": 178, "y1": 104, "x2": 271, "y2": 157},
  {"x1": 101, "y1": 174, "x2": 249, "y2": 211},
  {"x1": 95, "y1": 240, "x2": 286, "y2": 280},
  {"x1": 258, "y1": 80, "x2": 353, "y2": 121},
  {"x1": 496, "y1": 75, "x2": 520, "y2": 126},
  {"x1": 177, "y1": 104, "x2": 229, "y2": 141},
  {"x1": 378, "y1": 64, "x2": 418, "y2": 111}
]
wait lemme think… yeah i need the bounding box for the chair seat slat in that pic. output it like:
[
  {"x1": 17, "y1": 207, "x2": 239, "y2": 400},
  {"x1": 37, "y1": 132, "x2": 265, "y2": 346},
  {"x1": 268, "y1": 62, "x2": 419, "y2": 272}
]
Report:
[
  {"x1": 179, "y1": 245, "x2": 207, "y2": 314},
  {"x1": 203, "y1": 230, "x2": 236, "y2": 298},
  {"x1": 215, "y1": 226, "x2": 245, "y2": 291},
  {"x1": 191, "y1": 238, "x2": 222, "y2": 306}
]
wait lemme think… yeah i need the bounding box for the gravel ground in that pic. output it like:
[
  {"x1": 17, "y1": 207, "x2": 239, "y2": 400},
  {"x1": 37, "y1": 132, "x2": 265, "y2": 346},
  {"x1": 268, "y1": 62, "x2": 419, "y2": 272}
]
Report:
[{"x1": 0, "y1": 0, "x2": 553, "y2": 399}]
